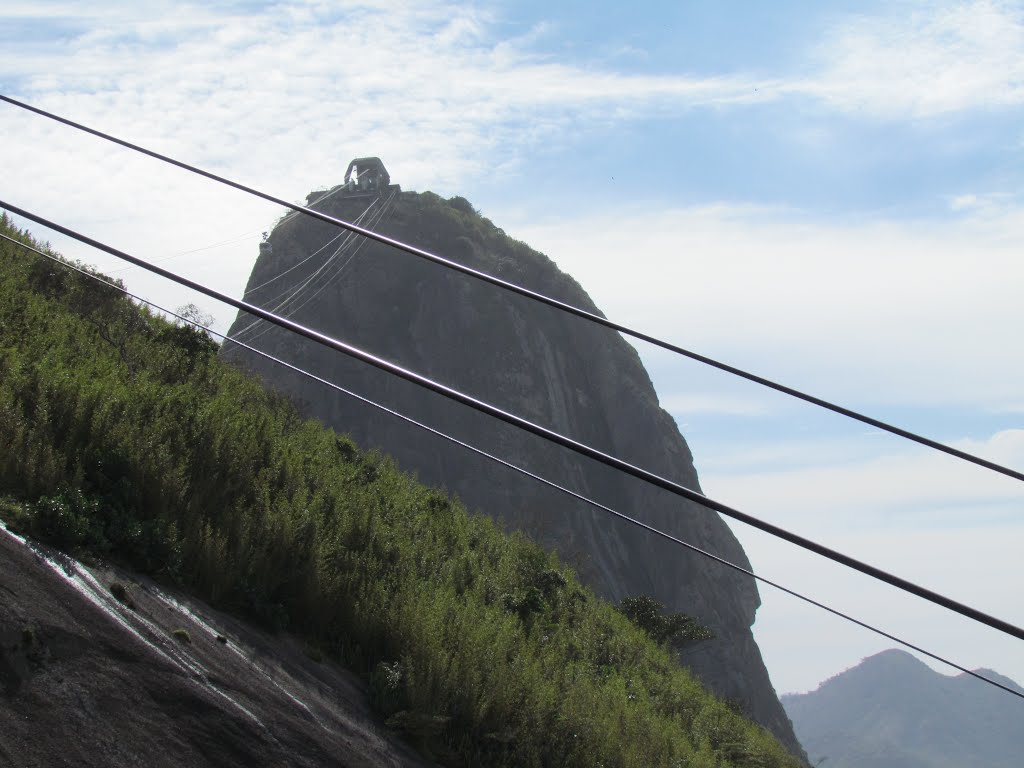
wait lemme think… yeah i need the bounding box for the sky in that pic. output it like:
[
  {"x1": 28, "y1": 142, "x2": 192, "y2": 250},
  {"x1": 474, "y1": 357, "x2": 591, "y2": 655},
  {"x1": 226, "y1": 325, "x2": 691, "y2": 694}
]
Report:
[{"x1": 1, "y1": 0, "x2": 1022, "y2": 703}]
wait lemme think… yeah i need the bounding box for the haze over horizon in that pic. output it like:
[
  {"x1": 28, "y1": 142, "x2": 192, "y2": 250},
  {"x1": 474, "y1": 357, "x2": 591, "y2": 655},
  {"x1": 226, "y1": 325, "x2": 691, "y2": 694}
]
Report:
[{"x1": 1, "y1": 0, "x2": 1022, "y2": 697}]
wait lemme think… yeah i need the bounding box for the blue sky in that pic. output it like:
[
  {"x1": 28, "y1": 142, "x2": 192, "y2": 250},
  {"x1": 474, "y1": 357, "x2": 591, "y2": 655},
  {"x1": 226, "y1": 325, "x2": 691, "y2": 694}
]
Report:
[{"x1": 1, "y1": 0, "x2": 1023, "y2": 701}]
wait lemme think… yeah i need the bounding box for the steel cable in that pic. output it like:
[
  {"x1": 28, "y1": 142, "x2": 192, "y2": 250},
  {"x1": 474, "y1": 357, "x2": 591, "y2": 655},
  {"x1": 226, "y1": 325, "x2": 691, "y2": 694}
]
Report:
[
  {"x1": 5, "y1": 200, "x2": 1023, "y2": 646},
  {"x1": 2, "y1": 93, "x2": 1019, "y2": 484},
  {"x1": 4, "y1": 229, "x2": 1021, "y2": 702}
]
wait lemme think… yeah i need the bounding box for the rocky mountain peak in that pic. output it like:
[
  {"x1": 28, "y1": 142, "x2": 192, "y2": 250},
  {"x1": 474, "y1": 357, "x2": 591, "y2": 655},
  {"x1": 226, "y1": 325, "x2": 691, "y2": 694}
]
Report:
[{"x1": 224, "y1": 183, "x2": 805, "y2": 759}]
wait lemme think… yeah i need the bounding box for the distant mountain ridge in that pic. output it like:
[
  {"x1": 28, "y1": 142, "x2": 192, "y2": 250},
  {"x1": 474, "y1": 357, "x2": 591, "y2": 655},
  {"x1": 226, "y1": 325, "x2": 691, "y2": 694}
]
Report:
[{"x1": 782, "y1": 649, "x2": 1024, "y2": 768}]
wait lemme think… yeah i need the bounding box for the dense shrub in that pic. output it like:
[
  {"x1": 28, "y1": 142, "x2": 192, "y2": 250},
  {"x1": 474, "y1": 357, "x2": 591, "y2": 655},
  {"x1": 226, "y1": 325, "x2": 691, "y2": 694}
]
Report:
[
  {"x1": 0, "y1": 213, "x2": 799, "y2": 767},
  {"x1": 619, "y1": 595, "x2": 715, "y2": 647}
]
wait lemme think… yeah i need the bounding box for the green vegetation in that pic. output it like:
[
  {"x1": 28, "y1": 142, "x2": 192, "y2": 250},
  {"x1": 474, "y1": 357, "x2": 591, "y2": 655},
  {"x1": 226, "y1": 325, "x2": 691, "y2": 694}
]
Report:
[
  {"x1": 171, "y1": 628, "x2": 192, "y2": 644},
  {"x1": 0, "y1": 214, "x2": 799, "y2": 767},
  {"x1": 446, "y1": 195, "x2": 479, "y2": 216},
  {"x1": 619, "y1": 595, "x2": 715, "y2": 647},
  {"x1": 375, "y1": 191, "x2": 576, "y2": 291}
]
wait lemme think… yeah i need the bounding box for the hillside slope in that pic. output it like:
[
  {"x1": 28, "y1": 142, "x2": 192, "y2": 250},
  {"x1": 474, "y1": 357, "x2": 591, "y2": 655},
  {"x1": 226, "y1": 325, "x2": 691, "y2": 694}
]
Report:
[
  {"x1": 224, "y1": 187, "x2": 804, "y2": 757},
  {"x1": 0, "y1": 214, "x2": 801, "y2": 767},
  {"x1": 782, "y1": 649, "x2": 1024, "y2": 768},
  {"x1": 0, "y1": 524, "x2": 429, "y2": 768}
]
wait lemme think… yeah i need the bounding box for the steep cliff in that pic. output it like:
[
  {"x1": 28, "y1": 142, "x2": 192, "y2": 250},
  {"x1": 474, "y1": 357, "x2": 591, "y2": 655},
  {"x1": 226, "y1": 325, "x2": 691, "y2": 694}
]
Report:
[{"x1": 224, "y1": 187, "x2": 805, "y2": 758}]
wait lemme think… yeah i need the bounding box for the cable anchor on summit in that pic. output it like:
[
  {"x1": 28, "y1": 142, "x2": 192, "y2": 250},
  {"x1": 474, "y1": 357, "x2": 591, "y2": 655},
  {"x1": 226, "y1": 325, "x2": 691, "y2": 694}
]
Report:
[{"x1": 342, "y1": 157, "x2": 398, "y2": 197}]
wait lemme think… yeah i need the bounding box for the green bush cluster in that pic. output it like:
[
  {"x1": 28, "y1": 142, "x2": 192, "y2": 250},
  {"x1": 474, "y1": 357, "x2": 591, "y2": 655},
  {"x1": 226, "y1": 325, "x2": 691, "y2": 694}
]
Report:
[
  {"x1": 0, "y1": 214, "x2": 799, "y2": 767},
  {"x1": 619, "y1": 595, "x2": 715, "y2": 647}
]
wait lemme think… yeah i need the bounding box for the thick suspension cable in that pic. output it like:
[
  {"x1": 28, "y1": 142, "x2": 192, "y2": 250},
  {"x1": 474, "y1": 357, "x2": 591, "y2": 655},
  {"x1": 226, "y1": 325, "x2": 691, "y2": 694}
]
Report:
[
  {"x1": 5, "y1": 229, "x2": 1021, "y2": 702},
  {"x1": 5, "y1": 201, "x2": 1024, "y2": 646},
  {"x1": 2, "y1": 93, "x2": 1021, "y2": 484}
]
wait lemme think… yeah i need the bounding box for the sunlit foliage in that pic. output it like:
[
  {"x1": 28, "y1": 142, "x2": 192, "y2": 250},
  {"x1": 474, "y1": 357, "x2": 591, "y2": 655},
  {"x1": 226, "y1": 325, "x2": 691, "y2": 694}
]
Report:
[{"x1": 0, "y1": 214, "x2": 799, "y2": 767}]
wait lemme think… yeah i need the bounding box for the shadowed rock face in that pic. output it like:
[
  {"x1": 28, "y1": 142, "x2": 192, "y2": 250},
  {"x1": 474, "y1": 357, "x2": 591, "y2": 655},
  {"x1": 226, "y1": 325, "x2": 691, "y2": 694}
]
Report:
[
  {"x1": 224, "y1": 189, "x2": 805, "y2": 759},
  {"x1": 0, "y1": 526, "x2": 430, "y2": 768}
]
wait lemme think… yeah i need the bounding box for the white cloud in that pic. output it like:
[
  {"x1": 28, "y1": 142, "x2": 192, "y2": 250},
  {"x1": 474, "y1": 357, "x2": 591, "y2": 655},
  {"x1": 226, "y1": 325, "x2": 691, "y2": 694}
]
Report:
[
  {"x1": 957, "y1": 429, "x2": 1024, "y2": 465},
  {"x1": 702, "y1": 429, "x2": 1024, "y2": 694},
  {"x1": 515, "y1": 201, "x2": 1024, "y2": 411},
  {"x1": 806, "y1": 0, "x2": 1024, "y2": 118},
  {"x1": 4, "y1": 0, "x2": 1022, "y2": 280},
  {"x1": 0, "y1": 1, "x2": 770, "y2": 178},
  {"x1": 702, "y1": 429, "x2": 1024, "y2": 534},
  {"x1": 950, "y1": 193, "x2": 981, "y2": 211},
  {"x1": 694, "y1": 434, "x2": 897, "y2": 475},
  {"x1": 0, "y1": 0, "x2": 785, "y2": 326},
  {"x1": 2, "y1": 0, "x2": 1020, "y2": 219},
  {"x1": 751, "y1": 519, "x2": 1024, "y2": 693},
  {"x1": 660, "y1": 392, "x2": 771, "y2": 417},
  {"x1": 946, "y1": 192, "x2": 1021, "y2": 223}
]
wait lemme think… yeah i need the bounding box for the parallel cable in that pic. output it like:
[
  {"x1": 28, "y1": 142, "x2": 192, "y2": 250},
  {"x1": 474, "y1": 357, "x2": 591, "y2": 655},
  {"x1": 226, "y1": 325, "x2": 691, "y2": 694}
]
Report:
[
  {"x1": 6, "y1": 200, "x2": 1024, "y2": 646},
  {"x1": 269, "y1": 189, "x2": 395, "y2": 315},
  {"x1": 277, "y1": 181, "x2": 354, "y2": 228},
  {"x1": 233, "y1": 229, "x2": 356, "y2": 339},
  {"x1": 3, "y1": 93, "x2": 1021, "y2": 484},
  {"x1": 233, "y1": 199, "x2": 382, "y2": 339},
  {"x1": 110, "y1": 229, "x2": 261, "y2": 274},
  {"x1": 235, "y1": 190, "x2": 395, "y2": 343},
  {"x1": 272, "y1": 190, "x2": 397, "y2": 318},
  {"x1": 242, "y1": 195, "x2": 378, "y2": 297},
  {"x1": 4, "y1": 228, "x2": 1021, "y2": 702}
]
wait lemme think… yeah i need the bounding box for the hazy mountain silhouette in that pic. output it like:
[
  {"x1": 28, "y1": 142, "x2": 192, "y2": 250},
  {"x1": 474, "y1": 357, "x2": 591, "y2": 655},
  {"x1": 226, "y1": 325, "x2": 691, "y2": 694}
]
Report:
[{"x1": 782, "y1": 649, "x2": 1023, "y2": 768}]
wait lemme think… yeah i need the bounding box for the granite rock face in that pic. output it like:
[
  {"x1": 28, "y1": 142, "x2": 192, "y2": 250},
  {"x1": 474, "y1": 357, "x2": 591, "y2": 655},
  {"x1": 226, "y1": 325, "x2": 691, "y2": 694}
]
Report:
[{"x1": 224, "y1": 189, "x2": 805, "y2": 759}]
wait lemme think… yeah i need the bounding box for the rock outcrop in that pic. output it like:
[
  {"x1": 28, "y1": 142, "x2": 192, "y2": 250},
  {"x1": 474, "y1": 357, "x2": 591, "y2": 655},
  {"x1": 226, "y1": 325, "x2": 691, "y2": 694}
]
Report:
[
  {"x1": 0, "y1": 525, "x2": 430, "y2": 768},
  {"x1": 224, "y1": 188, "x2": 805, "y2": 759}
]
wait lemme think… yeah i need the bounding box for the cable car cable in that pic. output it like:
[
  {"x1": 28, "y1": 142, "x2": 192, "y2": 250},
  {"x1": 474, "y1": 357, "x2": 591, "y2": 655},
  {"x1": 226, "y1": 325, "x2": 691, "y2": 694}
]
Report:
[
  {"x1": 2, "y1": 93, "x2": 1019, "y2": 485},
  {"x1": 4, "y1": 229, "x2": 1020, "y2": 702},
  {"x1": 5, "y1": 199, "x2": 1024, "y2": 645}
]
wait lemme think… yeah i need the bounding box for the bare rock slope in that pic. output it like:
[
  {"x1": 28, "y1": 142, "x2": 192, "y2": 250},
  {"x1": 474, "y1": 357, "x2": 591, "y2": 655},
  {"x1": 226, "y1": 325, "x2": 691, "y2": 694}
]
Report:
[
  {"x1": 224, "y1": 188, "x2": 804, "y2": 758},
  {"x1": 0, "y1": 526, "x2": 429, "y2": 768}
]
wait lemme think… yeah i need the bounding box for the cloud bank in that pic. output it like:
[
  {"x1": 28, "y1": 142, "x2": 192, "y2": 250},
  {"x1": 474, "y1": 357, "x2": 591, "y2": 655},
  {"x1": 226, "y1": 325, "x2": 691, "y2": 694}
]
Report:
[{"x1": 518, "y1": 200, "x2": 1024, "y2": 411}]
